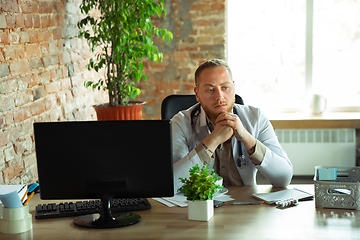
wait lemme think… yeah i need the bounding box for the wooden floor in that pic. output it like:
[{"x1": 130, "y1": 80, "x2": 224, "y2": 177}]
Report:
[{"x1": 256, "y1": 173, "x2": 314, "y2": 185}]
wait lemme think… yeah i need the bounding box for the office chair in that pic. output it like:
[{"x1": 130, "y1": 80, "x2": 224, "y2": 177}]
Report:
[{"x1": 161, "y1": 94, "x2": 244, "y2": 120}]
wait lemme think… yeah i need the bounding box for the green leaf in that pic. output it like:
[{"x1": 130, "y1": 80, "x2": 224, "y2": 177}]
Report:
[
  {"x1": 178, "y1": 164, "x2": 222, "y2": 201},
  {"x1": 84, "y1": 81, "x2": 92, "y2": 88},
  {"x1": 167, "y1": 31, "x2": 173, "y2": 42}
]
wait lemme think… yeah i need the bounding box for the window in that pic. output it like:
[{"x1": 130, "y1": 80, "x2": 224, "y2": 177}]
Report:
[{"x1": 227, "y1": 0, "x2": 360, "y2": 113}]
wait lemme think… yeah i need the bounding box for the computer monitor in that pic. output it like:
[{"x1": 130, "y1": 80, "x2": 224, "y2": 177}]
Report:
[{"x1": 34, "y1": 120, "x2": 174, "y2": 228}]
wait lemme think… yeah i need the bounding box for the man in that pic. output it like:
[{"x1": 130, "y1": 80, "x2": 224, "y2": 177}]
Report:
[{"x1": 172, "y1": 59, "x2": 293, "y2": 193}]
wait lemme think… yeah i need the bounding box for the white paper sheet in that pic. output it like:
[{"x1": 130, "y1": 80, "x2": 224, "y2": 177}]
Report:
[
  {"x1": 152, "y1": 198, "x2": 176, "y2": 207},
  {"x1": 214, "y1": 194, "x2": 234, "y2": 202},
  {"x1": 153, "y1": 192, "x2": 234, "y2": 207},
  {"x1": 161, "y1": 194, "x2": 188, "y2": 207}
]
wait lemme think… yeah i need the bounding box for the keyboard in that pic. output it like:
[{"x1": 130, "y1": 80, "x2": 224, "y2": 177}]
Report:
[{"x1": 35, "y1": 198, "x2": 151, "y2": 219}]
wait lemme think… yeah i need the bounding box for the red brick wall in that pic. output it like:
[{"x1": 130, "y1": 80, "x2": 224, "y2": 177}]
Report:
[
  {"x1": 0, "y1": 0, "x2": 226, "y2": 184},
  {"x1": 138, "y1": 0, "x2": 226, "y2": 119},
  {"x1": 0, "y1": 0, "x2": 108, "y2": 184}
]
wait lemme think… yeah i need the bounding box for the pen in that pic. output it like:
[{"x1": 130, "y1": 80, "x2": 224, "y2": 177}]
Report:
[
  {"x1": 21, "y1": 190, "x2": 29, "y2": 202},
  {"x1": 230, "y1": 201, "x2": 264, "y2": 205},
  {"x1": 23, "y1": 192, "x2": 35, "y2": 206},
  {"x1": 21, "y1": 183, "x2": 39, "y2": 203},
  {"x1": 28, "y1": 183, "x2": 39, "y2": 193},
  {"x1": 17, "y1": 184, "x2": 26, "y2": 194}
]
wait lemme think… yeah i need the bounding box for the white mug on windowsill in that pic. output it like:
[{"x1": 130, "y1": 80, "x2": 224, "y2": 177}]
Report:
[{"x1": 310, "y1": 94, "x2": 327, "y2": 115}]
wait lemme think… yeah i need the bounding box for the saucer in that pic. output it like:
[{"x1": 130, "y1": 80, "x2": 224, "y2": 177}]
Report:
[{"x1": 214, "y1": 188, "x2": 228, "y2": 197}]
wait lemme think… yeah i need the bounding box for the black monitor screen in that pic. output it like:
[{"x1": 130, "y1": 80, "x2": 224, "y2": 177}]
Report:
[{"x1": 34, "y1": 120, "x2": 174, "y2": 201}]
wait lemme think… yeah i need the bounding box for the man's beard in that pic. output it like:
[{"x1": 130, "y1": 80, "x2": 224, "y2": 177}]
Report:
[{"x1": 200, "y1": 97, "x2": 235, "y2": 123}]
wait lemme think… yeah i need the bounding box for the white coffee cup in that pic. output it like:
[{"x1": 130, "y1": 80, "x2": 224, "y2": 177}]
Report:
[
  {"x1": 215, "y1": 178, "x2": 223, "y2": 192},
  {"x1": 310, "y1": 94, "x2": 327, "y2": 115}
]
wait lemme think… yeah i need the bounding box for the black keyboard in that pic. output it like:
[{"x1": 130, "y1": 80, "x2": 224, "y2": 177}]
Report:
[{"x1": 35, "y1": 198, "x2": 151, "y2": 219}]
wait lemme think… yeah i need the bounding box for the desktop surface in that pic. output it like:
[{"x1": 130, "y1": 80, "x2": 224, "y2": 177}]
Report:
[{"x1": 1, "y1": 184, "x2": 359, "y2": 240}]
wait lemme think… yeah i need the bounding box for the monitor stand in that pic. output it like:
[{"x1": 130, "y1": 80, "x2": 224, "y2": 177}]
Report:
[
  {"x1": 73, "y1": 180, "x2": 141, "y2": 229},
  {"x1": 73, "y1": 194, "x2": 141, "y2": 229}
]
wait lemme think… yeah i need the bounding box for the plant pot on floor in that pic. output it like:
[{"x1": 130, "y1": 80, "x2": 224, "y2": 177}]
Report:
[
  {"x1": 94, "y1": 101, "x2": 145, "y2": 121},
  {"x1": 187, "y1": 200, "x2": 214, "y2": 221}
]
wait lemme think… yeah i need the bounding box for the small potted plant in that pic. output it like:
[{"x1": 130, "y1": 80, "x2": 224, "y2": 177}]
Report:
[
  {"x1": 77, "y1": 0, "x2": 173, "y2": 120},
  {"x1": 178, "y1": 164, "x2": 223, "y2": 221}
]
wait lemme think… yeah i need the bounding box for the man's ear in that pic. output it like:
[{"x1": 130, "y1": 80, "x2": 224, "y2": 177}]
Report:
[{"x1": 194, "y1": 87, "x2": 200, "y2": 102}]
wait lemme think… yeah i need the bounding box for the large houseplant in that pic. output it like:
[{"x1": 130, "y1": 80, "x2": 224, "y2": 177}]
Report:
[
  {"x1": 179, "y1": 164, "x2": 223, "y2": 221},
  {"x1": 77, "y1": 0, "x2": 173, "y2": 120}
]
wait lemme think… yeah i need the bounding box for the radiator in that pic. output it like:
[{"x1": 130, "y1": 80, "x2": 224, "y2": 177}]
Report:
[{"x1": 274, "y1": 129, "x2": 356, "y2": 176}]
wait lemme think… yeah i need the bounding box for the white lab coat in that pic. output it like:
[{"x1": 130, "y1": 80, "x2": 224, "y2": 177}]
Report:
[{"x1": 171, "y1": 103, "x2": 293, "y2": 194}]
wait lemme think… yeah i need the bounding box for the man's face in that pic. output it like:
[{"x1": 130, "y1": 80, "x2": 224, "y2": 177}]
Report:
[{"x1": 194, "y1": 67, "x2": 235, "y2": 123}]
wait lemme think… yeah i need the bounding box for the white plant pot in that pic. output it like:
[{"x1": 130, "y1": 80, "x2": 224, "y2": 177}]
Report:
[{"x1": 187, "y1": 200, "x2": 214, "y2": 221}]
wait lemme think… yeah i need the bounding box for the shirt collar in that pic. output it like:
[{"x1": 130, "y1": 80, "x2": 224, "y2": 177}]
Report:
[{"x1": 206, "y1": 114, "x2": 215, "y2": 132}]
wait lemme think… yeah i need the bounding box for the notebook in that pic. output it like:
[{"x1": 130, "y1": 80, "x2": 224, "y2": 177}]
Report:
[{"x1": 252, "y1": 188, "x2": 314, "y2": 204}]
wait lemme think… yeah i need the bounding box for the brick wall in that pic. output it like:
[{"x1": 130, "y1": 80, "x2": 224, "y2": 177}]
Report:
[
  {"x1": 0, "y1": 0, "x2": 109, "y2": 184},
  {"x1": 0, "y1": 0, "x2": 225, "y2": 184}
]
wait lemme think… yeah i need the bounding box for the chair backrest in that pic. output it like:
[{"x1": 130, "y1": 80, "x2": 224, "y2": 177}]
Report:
[{"x1": 161, "y1": 94, "x2": 244, "y2": 120}]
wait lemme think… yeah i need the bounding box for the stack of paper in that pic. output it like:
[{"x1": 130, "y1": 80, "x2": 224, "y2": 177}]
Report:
[{"x1": 153, "y1": 192, "x2": 234, "y2": 207}]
